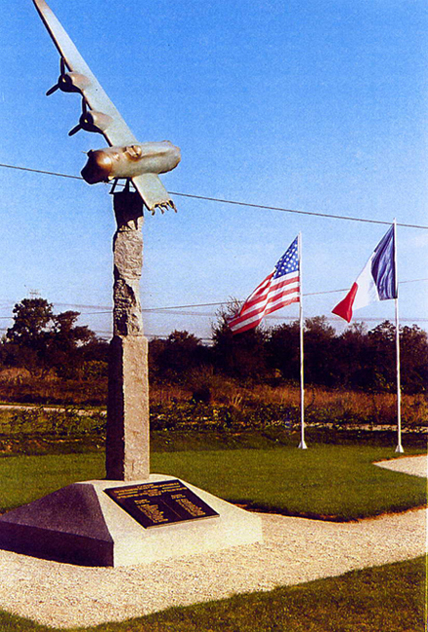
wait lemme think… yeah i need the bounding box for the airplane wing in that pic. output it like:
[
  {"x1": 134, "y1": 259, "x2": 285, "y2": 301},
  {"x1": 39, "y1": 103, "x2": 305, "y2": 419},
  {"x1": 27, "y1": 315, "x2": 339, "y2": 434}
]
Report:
[
  {"x1": 33, "y1": 0, "x2": 137, "y2": 147},
  {"x1": 32, "y1": 0, "x2": 178, "y2": 212},
  {"x1": 132, "y1": 173, "x2": 177, "y2": 213}
]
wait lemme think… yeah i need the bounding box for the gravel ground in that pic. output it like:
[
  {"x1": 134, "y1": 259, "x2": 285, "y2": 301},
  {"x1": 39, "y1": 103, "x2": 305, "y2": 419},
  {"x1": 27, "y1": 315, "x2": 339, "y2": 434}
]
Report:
[
  {"x1": 374, "y1": 454, "x2": 427, "y2": 477},
  {"x1": 0, "y1": 455, "x2": 426, "y2": 629}
]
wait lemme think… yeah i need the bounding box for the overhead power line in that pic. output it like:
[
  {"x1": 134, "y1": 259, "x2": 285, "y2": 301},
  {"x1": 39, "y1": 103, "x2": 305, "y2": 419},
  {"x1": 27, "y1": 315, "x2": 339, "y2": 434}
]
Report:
[
  {"x1": 0, "y1": 278, "x2": 426, "y2": 319},
  {"x1": 1, "y1": 162, "x2": 427, "y2": 230},
  {"x1": 0, "y1": 163, "x2": 82, "y2": 181},
  {"x1": 59, "y1": 277, "x2": 428, "y2": 312},
  {"x1": 170, "y1": 191, "x2": 428, "y2": 230}
]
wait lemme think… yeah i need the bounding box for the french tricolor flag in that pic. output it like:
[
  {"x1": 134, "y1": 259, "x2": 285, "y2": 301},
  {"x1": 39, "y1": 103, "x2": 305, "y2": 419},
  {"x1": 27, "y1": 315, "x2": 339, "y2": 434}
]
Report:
[{"x1": 332, "y1": 225, "x2": 397, "y2": 323}]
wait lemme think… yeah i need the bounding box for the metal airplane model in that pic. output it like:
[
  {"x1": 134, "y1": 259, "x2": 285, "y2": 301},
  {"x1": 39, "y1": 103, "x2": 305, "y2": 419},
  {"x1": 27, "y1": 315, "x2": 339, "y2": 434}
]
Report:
[{"x1": 32, "y1": 0, "x2": 181, "y2": 214}]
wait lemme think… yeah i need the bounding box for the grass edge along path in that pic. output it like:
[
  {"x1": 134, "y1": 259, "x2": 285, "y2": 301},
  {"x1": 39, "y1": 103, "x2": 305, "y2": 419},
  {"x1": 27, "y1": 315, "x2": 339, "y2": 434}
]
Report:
[
  {"x1": 0, "y1": 556, "x2": 425, "y2": 632},
  {"x1": 151, "y1": 445, "x2": 427, "y2": 521},
  {"x1": 0, "y1": 445, "x2": 426, "y2": 520}
]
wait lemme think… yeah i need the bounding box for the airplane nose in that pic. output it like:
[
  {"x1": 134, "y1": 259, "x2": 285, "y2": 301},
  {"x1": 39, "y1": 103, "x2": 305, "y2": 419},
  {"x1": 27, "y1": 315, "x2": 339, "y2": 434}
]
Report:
[
  {"x1": 81, "y1": 149, "x2": 113, "y2": 183},
  {"x1": 161, "y1": 141, "x2": 181, "y2": 168},
  {"x1": 173, "y1": 146, "x2": 181, "y2": 166},
  {"x1": 168, "y1": 144, "x2": 181, "y2": 170}
]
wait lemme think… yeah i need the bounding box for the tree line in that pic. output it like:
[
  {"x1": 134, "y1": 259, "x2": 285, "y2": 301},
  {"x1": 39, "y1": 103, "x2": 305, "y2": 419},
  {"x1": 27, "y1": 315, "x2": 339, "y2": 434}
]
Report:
[
  {"x1": 152, "y1": 312, "x2": 427, "y2": 395},
  {"x1": 0, "y1": 298, "x2": 108, "y2": 380},
  {"x1": 1, "y1": 297, "x2": 427, "y2": 395}
]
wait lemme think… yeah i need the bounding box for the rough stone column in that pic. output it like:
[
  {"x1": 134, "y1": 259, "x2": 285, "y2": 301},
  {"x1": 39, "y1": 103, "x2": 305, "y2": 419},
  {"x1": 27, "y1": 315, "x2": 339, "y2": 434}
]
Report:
[{"x1": 106, "y1": 189, "x2": 150, "y2": 481}]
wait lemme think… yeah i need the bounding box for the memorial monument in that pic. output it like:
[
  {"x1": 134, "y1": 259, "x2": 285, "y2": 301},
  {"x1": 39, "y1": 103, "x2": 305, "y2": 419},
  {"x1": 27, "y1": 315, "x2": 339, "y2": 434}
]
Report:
[{"x1": 0, "y1": 0, "x2": 262, "y2": 566}]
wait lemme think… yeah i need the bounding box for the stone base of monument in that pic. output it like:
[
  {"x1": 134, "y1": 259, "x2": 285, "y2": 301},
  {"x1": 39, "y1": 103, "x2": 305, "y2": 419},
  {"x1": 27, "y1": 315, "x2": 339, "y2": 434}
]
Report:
[{"x1": 0, "y1": 474, "x2": 263, "y2": 567}]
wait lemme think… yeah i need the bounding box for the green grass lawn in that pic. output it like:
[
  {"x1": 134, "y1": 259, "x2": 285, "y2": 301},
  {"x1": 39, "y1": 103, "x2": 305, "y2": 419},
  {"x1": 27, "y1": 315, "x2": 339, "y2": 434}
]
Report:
[
  {"x1": 0, "y1": 443, "x2": 425, "y2": 519},
  {"x1": 155, "y1": 444, "x2": 427, "y2": 520},
  {"x1": 0, "y1": 556, "x2": 425, "y2": 632},
  {"x1": 0, "y1": 437, "x2": 425, "y2": 631}
]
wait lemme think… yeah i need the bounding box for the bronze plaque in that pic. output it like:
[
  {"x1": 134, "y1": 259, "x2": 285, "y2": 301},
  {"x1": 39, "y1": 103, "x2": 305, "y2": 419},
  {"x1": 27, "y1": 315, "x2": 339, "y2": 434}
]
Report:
[{"x1": 105, "y1": 480, "x2": 219, "y2": 529}]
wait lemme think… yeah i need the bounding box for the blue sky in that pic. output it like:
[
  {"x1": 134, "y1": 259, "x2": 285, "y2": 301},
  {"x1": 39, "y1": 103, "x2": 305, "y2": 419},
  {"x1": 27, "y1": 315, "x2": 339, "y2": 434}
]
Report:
[{"x1": 0, "y1": 0, "x2": 427, "y2": 340}]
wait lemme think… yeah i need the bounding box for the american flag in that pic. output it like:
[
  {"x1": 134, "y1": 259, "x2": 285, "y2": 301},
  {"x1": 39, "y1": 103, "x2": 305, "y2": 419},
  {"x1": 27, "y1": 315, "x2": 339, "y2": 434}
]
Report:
[{"x1": 228, "y1": 236, "x2": 300, "y2": 334}]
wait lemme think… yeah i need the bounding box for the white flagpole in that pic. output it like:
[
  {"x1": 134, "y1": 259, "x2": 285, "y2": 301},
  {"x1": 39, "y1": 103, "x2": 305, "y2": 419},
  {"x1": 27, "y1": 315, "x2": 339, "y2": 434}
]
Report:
[
  {"x1": 394, "y1": 219, "x2": 404, "y2": 453},
  {"x1": 297, "y1": 232, "x2": 307, "y2": 449}
]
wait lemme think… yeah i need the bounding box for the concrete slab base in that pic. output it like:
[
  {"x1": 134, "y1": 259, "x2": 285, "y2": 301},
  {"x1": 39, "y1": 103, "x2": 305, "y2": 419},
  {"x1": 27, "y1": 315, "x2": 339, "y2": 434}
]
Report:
[{"x1": 0, "y1": 474, "x2": 263, "y2": 567}]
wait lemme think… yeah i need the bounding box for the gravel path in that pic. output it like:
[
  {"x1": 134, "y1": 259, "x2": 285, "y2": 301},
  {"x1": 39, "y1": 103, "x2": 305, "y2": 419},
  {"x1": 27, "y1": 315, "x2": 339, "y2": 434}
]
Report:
[
  {"x1": 0, "y1": 455, "x2": 426, "y2": 629},
  {"x1": 374, "y1": 454, "x2": 427, "y2": 477}
]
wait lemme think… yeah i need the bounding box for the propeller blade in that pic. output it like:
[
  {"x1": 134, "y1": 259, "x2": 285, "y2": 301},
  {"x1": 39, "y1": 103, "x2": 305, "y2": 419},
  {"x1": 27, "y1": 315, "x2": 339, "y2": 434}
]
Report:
[
  {"x1": 68, "y1": 124, "x2": 82, "y2": 136},
  {"x1": 46, "y1": 84, "x2": 60, "y2": 96},
  {"x1": 47, "y1": 58, "x2": 66, "y2": 96}
]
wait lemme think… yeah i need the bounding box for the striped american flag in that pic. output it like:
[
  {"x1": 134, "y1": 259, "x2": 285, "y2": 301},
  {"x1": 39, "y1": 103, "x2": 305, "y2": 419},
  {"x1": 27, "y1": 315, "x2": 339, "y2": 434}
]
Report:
[{"x1": 228, "y1": 236, "x2": 300, "y2": 334}]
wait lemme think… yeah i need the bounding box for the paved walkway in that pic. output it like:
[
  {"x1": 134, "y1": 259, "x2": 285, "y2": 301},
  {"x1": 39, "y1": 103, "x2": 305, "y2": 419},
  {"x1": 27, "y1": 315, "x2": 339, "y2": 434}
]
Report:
[{"x1": 0, "y1": 455, "x2": 426, "y2": 628}]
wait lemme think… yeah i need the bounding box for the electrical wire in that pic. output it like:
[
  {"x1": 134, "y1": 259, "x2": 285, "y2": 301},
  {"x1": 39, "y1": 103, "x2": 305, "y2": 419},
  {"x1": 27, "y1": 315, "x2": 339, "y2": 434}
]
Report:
[
  {"x1": 0, "y1": 163, "x2": 82, "y2": 181},
  {"x1": 1, "y1": 162, "x2": 427, "y2": 230},
  {"x1": 0, "y1": 277, "x2": 427, "y2": 320},
  {"x1": 0, "y1": 163, "x2": 426, "y2": 334}
]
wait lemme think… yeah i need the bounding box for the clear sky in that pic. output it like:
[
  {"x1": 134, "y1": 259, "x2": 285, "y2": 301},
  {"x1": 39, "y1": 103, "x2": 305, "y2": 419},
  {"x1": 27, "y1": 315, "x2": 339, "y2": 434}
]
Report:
[{"x1": 0, "y1": 0, "x2": 427, "y2": 341}]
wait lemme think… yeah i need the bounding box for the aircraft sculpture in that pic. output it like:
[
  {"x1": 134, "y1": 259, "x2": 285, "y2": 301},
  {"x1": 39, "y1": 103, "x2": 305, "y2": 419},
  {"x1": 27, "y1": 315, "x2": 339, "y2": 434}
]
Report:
[{"x1": 32, "y1": 0, "x2": 181, "y2": 214}]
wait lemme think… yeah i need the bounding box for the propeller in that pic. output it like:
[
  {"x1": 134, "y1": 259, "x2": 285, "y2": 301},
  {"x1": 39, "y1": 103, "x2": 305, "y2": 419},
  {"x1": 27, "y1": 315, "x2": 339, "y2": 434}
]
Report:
[
  {"x1": 68, "y1": 99, "x2": 113, "y2": 136},
  {"x1": 46, "y1": 57, "x2": 90, "y2": 96},
  {"x1": 68, "y1": 99, "x2": 88, "y2": 136},
  {"x1": 46, "y1": 58, "x2": 66, "y2": 95}
]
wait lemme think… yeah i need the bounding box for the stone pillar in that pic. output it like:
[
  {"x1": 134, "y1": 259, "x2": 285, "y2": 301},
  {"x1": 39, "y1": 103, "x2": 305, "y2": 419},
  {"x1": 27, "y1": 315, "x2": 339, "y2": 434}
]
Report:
[{"x1": 106, "y1": 188, "x2": 150, "y2": 481}]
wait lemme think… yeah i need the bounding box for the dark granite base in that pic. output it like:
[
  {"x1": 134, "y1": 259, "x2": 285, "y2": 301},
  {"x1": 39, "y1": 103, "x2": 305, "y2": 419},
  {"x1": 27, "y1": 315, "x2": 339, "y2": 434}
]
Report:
[
  {"x1": 0, "y1": 483, "x2": 114, "y2": 566},
  {"x1": 0, "y1": 476, "x2": 263, "y2": 567}
]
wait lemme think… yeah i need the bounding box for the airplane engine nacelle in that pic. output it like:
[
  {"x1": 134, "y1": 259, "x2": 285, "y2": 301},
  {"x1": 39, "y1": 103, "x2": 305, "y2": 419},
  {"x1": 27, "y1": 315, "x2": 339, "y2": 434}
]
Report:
[
  {"x1": 81, "y1": 141, "x2": 181, "y2": 184},
  {"x1": 69, "y1": 108, "x2": 113, "y2": 136},
  {"x1": 81, "y1": 110, "x2": 113, "y2": 133},
  {"x1": 47, "y1": 71, "x2": 91, "y2": 96},
  {"x1": 59, "y1": 71, "x2": 91, "y2": 93}
]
